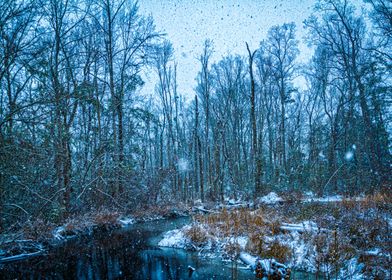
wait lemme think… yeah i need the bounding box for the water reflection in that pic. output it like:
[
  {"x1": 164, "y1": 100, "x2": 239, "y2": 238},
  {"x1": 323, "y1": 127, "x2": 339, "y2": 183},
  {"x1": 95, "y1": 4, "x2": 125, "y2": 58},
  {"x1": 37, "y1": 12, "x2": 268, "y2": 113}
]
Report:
[{"x1": 0, "y1": 218, "x2": 317, "y2": 279}]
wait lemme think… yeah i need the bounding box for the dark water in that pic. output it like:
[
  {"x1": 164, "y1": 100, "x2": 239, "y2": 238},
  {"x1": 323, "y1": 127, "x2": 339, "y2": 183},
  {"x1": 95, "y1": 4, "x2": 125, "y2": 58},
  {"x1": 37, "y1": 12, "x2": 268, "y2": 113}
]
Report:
[{"x1": 0, "y1": 218, "x2": 317, "y2": 279}]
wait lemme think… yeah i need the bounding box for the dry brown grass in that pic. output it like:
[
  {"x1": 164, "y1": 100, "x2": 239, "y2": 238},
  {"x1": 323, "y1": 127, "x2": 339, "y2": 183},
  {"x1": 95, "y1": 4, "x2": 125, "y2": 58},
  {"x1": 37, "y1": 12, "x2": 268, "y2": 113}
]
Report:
[
  {"x1": 188, "y1": 194, "x2": 390, "y2": 278},
  {"x1": 92, "y1": 210, "x2": 120, "y2": 228},
  {"x1": 194, "y1": 208, "x2": 271, "y2": 237},
  {"x1": 184, "y1": 224, "x2": 210, "y2": 247},
  {"x1": 190, "y1": 208, "x2": 297, "y2": 265},
  {"x1": 310, "y1": 229, "x2": 357, "y2": 278},
  {"x1": 59, "y1": 209, "x2": 121, "y2": 237},
  {"x1": 22, "y1": 219, "x2": 55, "y2": 241},
  {"x1": 245, "y1": 231, "x2": 264, "y2": 255},
  {"x1": 340, "y1": 191, "x2": 391, "y2": 211},
  {"x1": 280, "y1": 191, "x2": 304, "y2": 203},
  {"x1": 260, "y1": 241, "x2": 292, "y2": 263},
  {"x1": 222, "y1": 240, "x2": 241, "y2": 260},
  {"x1": 191, "y1": 207, "x2": 293, "y2": 263}
]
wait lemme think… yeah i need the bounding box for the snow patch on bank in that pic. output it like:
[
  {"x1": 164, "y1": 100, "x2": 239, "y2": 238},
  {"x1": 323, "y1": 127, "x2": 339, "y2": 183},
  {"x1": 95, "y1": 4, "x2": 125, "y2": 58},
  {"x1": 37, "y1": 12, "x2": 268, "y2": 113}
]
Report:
[
  {"x1": 228, "y1": 236, "x2": 248, "y2": 250},
  {"x1": 258, "y1": 192, "x2": 283, "y2": 204},
  {"x1": 303, "y1": 194, "x2": 365, "y2": 203},
  {"x1": 339, "y1": 258, "x2": 365, "y2": 280},
  {"x1": 118, "y1": 217, "x2": 135, "y2": 226},
  {"x1": 304, "y1": 195, "x2": 343, "y2": 203},
  {"x1": 53, "y1": 226, "x2": 66, "y2": 240},
  {"x1": 158, "y1": 226, "x2": 190, "y2": 248}
]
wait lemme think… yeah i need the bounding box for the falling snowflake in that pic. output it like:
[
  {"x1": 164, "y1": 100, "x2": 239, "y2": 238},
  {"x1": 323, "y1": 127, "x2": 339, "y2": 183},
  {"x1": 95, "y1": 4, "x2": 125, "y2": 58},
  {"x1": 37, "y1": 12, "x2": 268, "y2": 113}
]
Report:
[
  {"x1": 178, "y1": 158, "x2": 189, "y2": 172},
  {"x1": 345, "y1": 151, "x2": 354, "y2": 161}
]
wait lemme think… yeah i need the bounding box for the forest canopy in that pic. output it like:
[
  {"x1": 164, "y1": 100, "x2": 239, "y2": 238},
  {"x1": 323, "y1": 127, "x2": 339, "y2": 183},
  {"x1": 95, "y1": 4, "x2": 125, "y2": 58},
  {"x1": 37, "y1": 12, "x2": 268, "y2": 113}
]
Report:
[{"x1": 0, "y1": 0, "x2": 391, "y2": 230}]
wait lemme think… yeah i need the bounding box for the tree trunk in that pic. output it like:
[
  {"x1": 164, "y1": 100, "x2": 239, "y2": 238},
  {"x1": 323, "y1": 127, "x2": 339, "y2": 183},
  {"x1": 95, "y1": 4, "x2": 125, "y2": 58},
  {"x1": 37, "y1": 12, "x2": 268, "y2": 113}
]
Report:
[
  {"x1": 246, "y1": 43, "x2": 262, "y2": 195},
  {"x1": 194, "y1": 96, "x2": 204, "y2": 201},
  {"x1": 117, "y1": 94, "x2": 124, "y2": 193}
]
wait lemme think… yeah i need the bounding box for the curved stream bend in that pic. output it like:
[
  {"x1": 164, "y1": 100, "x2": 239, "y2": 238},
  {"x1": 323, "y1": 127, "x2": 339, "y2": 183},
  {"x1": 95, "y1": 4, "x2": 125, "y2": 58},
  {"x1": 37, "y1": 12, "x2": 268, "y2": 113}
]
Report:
[{"x1": 0, "y1": 217, "x2": 315, "y2": 279}]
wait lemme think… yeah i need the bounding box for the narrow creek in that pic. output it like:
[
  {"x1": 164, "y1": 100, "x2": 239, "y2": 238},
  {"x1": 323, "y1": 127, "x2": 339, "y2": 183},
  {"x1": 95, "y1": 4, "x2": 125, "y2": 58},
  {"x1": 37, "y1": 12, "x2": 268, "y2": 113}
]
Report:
[{"x1": 0, "y1": 217, "x2": 318, "y2": 279}]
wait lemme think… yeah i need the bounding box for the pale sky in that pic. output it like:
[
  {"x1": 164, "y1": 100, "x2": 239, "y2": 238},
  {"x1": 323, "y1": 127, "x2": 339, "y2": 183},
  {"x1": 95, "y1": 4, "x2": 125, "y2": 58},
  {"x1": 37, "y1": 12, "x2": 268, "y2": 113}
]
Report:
[{"x1": 137, "y1": 0, "x2": 363, "y2": 100}]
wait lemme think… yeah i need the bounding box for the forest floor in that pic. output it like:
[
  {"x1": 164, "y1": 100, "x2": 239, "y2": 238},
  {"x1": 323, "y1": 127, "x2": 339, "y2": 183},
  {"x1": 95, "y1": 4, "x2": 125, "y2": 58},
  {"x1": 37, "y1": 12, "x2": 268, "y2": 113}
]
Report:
[
  {"x1": 1, "y1": 191, "x2": 390, "y2": 279},
  {"x1": 158, "y1": 192, "x2": 392, "y2": 280}
]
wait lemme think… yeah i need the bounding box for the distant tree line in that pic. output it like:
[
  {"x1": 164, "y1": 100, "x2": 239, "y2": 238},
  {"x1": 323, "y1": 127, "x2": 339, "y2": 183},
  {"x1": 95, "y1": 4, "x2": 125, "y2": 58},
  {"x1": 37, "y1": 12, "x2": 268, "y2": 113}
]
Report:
[{"x1": 0, "y1": 0, "x2": 390, "y2": 229}]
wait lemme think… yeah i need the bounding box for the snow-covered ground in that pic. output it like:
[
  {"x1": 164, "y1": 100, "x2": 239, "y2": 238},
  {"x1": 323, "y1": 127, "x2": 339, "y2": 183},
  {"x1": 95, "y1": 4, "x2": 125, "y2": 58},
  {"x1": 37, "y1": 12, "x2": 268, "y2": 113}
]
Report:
[
  {"x1": 256, "y1": 191, "x2": 365, "y2": 204},
  {"x1": 258, "y1": 192, "x2": 283, "y2": 204},
  {"x1": 158, "y1": 225, "x2": 291, "y2": 278},
  {"x1": 158, "y1": 226, "x2": 190, "y2": 249},
  {"x1": 118, "y1": 217, "x2": 135, "y2": 226},
  {"x1": 158, "y1": 217, "x2": 377, "y2": 280}
]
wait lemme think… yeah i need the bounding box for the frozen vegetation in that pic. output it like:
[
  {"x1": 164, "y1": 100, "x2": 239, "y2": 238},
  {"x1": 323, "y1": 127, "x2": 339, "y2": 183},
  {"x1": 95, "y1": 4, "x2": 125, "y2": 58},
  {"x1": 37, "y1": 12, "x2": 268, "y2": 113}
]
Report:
[{"x1": 159, "y1": 193, "x2": 391, "y2": 279}]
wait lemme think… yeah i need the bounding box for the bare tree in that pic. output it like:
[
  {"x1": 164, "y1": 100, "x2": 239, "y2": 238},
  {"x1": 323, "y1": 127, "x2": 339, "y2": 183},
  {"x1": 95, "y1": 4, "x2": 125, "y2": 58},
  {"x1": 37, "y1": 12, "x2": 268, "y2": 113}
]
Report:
[
  {"x1": 246, "y1": 42, "x2": 262, "y2": 195},
  {"x1": 305, "y1": 0, "x2": 391, "y2": 191},
  {"x1": 196, "y1": 39, "x2": 214, "y2": 197},
  {"x1": 264, "y1": 23, "x2": 299, "y2": 180}
]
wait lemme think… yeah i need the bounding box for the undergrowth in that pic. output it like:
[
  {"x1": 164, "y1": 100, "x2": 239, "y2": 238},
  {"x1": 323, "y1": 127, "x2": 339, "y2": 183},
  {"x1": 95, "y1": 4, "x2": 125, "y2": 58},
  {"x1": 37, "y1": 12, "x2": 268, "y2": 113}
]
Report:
[{"x1": 184, "y1": 192, "x2": 391, "y2": 279}]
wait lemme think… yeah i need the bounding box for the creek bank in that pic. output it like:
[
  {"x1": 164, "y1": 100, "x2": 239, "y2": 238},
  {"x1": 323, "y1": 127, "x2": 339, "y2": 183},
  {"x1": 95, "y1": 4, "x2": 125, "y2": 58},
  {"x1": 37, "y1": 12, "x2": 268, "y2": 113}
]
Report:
[
  {"x1": 0, "y1": 191, "x2": 368, "y2": 264},
  {"x1": 0, "y1": 206, "x2": 189, "y2": 264},
  {"x1": 158, "y1": 193, "x2": 391, "y2": 280},
  {"x1": 1, "y1": 217, "x2": 260, "y2": 279}
]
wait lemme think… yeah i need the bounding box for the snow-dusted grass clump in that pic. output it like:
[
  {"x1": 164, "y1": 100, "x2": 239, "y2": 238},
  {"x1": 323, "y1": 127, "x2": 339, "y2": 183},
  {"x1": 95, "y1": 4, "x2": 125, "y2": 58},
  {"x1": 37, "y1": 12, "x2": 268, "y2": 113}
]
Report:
[{"x1": 258, "y1": 192, "x2": 283, "y2": 204}]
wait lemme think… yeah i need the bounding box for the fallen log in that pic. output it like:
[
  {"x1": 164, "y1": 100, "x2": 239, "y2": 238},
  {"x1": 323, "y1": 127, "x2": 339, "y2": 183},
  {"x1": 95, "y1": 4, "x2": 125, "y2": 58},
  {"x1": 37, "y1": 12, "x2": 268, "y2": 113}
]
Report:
[
  {"x1": 280, "y1": 222, "x2": 329, "y2": 234},
  {"x1": 192, "y1": 206, "x2": 219, "y2": 214},
  {"x1": 0, "y1": 251, "x2": 44, "y2": 264},
  {"x1": 239, "y1": 252, "x2": 290, "y2": 279}
]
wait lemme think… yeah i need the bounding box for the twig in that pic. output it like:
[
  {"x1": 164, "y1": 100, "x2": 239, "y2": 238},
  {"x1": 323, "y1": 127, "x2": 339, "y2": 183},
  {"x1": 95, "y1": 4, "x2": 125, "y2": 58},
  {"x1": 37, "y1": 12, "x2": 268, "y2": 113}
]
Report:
[
  {"x1": 322, "y1": 163, "x2": 345, "y2": 192},
  {"x1": 95, "y1": 188, "x2": 126, "y2": 209},
  {"x1": 4, "y1": 204, "x2": 29, "y2": 215},
  {"x1": 76, "y1": 176, "x2": 99, "y2": 200}
]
